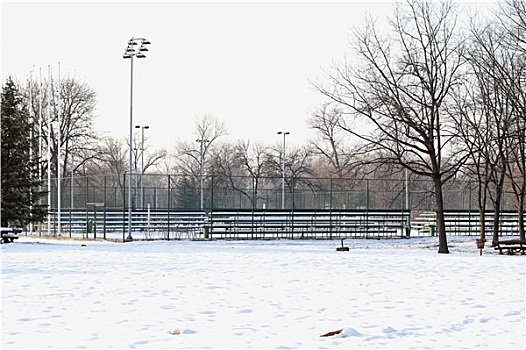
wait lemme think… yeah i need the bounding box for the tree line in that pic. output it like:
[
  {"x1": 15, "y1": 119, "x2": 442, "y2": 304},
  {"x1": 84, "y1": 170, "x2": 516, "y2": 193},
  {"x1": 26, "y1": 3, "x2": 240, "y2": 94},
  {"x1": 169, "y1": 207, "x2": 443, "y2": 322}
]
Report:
[{"x1": 2, "y1": 0, "x2": 525, "y2": 253}]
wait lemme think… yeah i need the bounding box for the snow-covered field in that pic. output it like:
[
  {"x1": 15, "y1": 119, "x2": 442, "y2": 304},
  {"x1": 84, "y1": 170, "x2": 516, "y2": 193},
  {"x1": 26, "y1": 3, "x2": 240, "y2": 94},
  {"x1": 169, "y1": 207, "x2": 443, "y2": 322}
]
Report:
[{"x1": 1, "y1": 236, "x2": 524, "y2": 349}]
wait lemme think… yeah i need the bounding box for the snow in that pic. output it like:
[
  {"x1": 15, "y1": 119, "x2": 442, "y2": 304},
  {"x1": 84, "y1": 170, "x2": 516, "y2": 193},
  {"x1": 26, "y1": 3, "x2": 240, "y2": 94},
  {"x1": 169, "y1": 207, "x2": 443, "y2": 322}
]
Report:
[{"x1": 1, "y1": 236, "x2": 525, "y2": 349}]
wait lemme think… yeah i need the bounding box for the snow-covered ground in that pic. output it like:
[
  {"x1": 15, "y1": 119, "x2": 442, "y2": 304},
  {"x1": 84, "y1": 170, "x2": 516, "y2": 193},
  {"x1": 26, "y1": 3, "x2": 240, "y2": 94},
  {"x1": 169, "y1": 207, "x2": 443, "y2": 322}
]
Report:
[{"x1": 1, "y1": 236, "x2": 524, "y2": 349}]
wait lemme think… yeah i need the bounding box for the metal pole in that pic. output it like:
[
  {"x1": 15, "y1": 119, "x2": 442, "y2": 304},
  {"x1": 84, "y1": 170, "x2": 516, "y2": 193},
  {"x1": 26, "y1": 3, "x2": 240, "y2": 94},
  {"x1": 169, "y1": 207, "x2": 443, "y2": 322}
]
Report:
[
  {"x1": 277, "y1": 131, "x2": 289, "y2": 209},
  {"x1": 47, "y1": 65, "x2": 51, "y2": 236},
  {"x1": 127, "y1": 56, "x2": 134, "y2": 241},
  {"x1": 38, "y1": 68, "x2": 42, "y2": 181},
  {"x1": 140, "y1": 126, "x2": 149, "y2": 209},
  {"x1": 200, "y1": 140, "x2": 204, "y2": 210},
  {"x1": 134, "y1": 147, "x2": 139, "y2": 211},
  {"x1": 167, "y1": 175, "x2": 171, "y2": 240},
  {"x1": 141, "y1": 127, "x2": 145, "y2": 209},
  {"x1": 38, "y1": 67, "x2": 43, "y2": 236},
  {"x1": 71, "y1": 138, "x2": 74, "y2": 209},
  {"x1": 57, "y1": 62, "x2": 62, "y2": 236},
  {"x1": 201, "y1": 140, "x2": 204, "y2": 210},
  {"x1": 29, "y1": 69, "x2": 33, "y2": 233},
  {"x1": 196, "y1": 139, "x2": 209, "y2": 210},
  {"x1": 282, "y1": 133, "x2": 285, "y2": 209}
]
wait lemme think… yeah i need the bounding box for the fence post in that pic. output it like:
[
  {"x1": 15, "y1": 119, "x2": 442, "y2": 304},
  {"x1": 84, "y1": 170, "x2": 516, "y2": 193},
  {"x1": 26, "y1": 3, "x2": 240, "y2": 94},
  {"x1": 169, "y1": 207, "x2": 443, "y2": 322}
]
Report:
[
  {"x1": 85, "y1": 205, "x2": 89, "y2": 240},
  {"x1": 209, "y1": 175, "x2": 214, "y2": 239},
  {"x1": 85, "y1": 176, "x2": 88, "y2": 208},
  {"x1": 123, "y1": 172, "x2": 126, "y2": 242},
  {"x1": 330, "y1": 178, "x2": 333, "y2": 239},
  {"x1": 153, "y1": 187, "x2": 157, "y2": 210},
  {"x1": 69, "y1": 176, "x2": 73, "y2": 238},
  {"x1": 104, "y1": 175, "x2": 107, "y2": 240},
  {"x1": 167, "y1": 174, "x2": 171, "y2": 240},
  {"x1": 366, "y1": 179, "x2": 370, "y2": 238},
  {"x1": 251, "y1": 176, "x2": 255, "y2": 240}
]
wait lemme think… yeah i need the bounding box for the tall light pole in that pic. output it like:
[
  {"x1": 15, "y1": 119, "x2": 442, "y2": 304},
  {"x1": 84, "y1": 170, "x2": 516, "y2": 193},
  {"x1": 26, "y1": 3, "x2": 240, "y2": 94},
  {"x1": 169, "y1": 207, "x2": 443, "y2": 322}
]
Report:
[
  {"x1": 135, "y1": 125, "x2": 149, "y2": 209},
  {"x1": 196, "y1": 139, "x2": 209, "y2": 210},
  {"x1": 123, "y1": 37, "x2": 150, "y2": 241},
  {"x1": 277, "y1": 131, "x2": 290, "y2": 209}
]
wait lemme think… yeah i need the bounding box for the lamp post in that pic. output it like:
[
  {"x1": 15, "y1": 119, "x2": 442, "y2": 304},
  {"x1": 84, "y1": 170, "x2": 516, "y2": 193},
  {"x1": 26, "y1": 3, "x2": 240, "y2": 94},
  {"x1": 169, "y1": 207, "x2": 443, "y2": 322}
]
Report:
[
  {"x1": 123, "y1": 37, "x2": 150, "y2": 241},
  {"x1": 277, "y1": 131, "x2": 290, "y2": 209},
  {"x1": 196, "y1": 139, "x2": 209, "y2": 210},
  {"x1": 135, "y1": 125, "x2": 149, "y2": 209}
]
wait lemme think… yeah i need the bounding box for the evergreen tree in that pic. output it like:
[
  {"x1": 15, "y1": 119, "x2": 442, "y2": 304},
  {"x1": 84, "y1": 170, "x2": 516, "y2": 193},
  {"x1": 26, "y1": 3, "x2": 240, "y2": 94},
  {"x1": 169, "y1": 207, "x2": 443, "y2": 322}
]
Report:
[
  {"x1": 174, "y1": 176, "x2": 199, "y2": 210},
  {"x1": 1, "y1": 77, "x2": 47, "y2": 227}
]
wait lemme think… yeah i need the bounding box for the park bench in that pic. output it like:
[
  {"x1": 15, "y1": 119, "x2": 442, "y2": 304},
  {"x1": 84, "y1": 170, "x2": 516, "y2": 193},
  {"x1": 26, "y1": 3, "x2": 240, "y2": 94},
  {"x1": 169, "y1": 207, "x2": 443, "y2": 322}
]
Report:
[
  {"x1": 494, "y1": 239, "x2": 526, "y2": 255},
  {"x1": 1, "y1": 227, "x2": 21, "y2": 243}
]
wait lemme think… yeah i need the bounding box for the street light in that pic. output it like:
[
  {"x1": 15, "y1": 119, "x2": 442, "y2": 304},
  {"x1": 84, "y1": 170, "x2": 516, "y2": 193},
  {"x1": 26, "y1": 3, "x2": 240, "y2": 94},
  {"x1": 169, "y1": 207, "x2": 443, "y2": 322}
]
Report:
[
  {"x1": 277, "y1": 131, "x2": 290, "y2": 209},
  {"x1": 196, "y1": 139, "x2": 209, "y2": 210},
  {"x1": 135, "y1": 125, "x2": 149, "y2": 209},
  {"x1": 123, "y1": 36, "x2": 150, "y2": 241}
]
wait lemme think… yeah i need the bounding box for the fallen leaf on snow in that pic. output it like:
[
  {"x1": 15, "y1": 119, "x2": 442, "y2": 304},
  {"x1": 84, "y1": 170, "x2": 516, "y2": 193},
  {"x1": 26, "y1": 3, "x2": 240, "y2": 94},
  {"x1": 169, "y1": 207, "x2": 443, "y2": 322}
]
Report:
[{"x1": 320, "y1": 329, "x2": 343, "y2": 337}]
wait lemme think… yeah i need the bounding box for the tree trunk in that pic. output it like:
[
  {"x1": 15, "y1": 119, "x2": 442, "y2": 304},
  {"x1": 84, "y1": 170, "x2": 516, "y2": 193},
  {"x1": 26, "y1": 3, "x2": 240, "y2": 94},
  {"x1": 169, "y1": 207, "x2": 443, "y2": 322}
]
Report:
[
  {"x1": 518, "y1": 195, "x2": 525, "y2": 241},
  {"x1": 434, "y1": 178, "x2": 449, "y2": 254},
  {"x1": 476, "y1": 178, "x2": 488, "y2": 242},
  {"x1": 478, "y1": 208, "x2": 486, "y2": 242},
  {"x1": 491, "y1": 185, "x2": 503, "y2": 246}
]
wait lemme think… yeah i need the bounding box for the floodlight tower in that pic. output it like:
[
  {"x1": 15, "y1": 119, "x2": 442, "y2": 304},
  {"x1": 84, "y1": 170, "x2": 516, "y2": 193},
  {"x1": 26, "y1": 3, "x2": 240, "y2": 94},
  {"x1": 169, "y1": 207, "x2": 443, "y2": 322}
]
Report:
[{"x1": 123, "y1": 37, "x2": 150, "y2": 241}]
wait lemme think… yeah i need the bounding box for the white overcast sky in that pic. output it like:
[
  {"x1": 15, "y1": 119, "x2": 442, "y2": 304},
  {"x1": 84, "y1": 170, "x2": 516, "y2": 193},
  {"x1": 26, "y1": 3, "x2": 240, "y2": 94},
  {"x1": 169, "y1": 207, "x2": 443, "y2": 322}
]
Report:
[{"x1": 1, "y1": 1, "x2": 492, "y2": 151}]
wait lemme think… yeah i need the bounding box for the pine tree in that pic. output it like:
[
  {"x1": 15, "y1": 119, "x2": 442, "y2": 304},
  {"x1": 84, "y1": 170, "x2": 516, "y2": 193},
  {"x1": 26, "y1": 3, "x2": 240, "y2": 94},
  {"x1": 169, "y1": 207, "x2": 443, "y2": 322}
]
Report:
[
  {"x1": 1, "y1": 77, "x2": 47, "y2": 227},
  {"x1": 174, "y1": 176, "x2": 199, "y2": 209}
]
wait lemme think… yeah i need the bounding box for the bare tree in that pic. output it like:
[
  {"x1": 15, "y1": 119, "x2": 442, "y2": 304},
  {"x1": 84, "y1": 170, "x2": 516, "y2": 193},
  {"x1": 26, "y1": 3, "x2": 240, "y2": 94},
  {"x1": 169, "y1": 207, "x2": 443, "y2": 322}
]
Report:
[
  {"x1": 309, "y1": 103, "x2": 355, "y2": 179},
  {"x1": 267, "y1": 143, "x2": 316, "y2": 209},
  {"x1": 210, "y1": 140, "x2": 273, "y2": 208},
  {"x1": 86, "y1": 136, "x2": 128, "y2": 193},
  {"x1": 172, "y1": 114, "x2": 228, "y2": 207},
  {"x1": 175, "y1": 114, "x2": 228, "y2": 177},
  {"x1": 498, "y1": 0, "x2": 526, "y2": 241},
  {"x1": 451, "y1": 76, "x2": 492, "y2": 242},
  {"x1": 314, "y1": 1, "x2": 467, "y2": 253},
  {"x1": 455, "y1": 1, "x2": 526, "y2": 244},
  {"x1": 23, "y1": 73, "x2": 98, "y2": 180},
  {"x1": 466, "y1": 21, "x2": 516, "y2": 245}
]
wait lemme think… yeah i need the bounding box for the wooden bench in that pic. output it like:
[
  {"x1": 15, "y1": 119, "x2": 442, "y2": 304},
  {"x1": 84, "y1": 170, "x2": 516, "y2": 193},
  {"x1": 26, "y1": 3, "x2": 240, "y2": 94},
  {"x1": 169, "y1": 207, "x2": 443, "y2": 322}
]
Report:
[
  {"x1": 494, "y1": 239, "x2": 526, "y2": 255},
  {"x1": 1, "y1": 227, "x2": 21, "y2": 243}
]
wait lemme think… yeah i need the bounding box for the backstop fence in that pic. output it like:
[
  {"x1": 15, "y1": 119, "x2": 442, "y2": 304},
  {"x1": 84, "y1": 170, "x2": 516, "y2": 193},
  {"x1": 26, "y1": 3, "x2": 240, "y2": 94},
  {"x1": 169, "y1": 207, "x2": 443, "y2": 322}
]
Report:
[
  {"x1": 45, "y1": 173, "x2": 499, "y2": 212},
  {"x1": 34, "y1": 173, "x2": 523, "y2": 240}
]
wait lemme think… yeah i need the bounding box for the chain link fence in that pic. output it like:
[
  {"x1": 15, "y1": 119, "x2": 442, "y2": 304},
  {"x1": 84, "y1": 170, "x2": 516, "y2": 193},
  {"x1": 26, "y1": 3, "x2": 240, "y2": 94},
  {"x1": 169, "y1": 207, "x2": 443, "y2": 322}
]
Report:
[
  {"x1": 45, "y1": 173, "x2": 502, "y2": 212},
  {"x1": 34, "y1": 173, "x2": 522, "y2": 240}
]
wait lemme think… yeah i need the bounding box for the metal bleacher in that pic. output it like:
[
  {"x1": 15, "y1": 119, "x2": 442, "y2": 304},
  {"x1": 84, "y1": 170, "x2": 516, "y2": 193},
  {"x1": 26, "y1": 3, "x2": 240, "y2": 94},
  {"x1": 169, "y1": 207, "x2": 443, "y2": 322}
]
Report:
[
  {"x1": 411, "y1": 210, "x2": 524, "y2": 237},
  {"x1": 42, "y1": 208, "x2": 410, "y2": 240},
  {"x1": 204, "y1": 209, "x2": 411, "y2": 240},
  {"x1": 39, "y1": 208, "x2": 522, "y2": 241}
]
